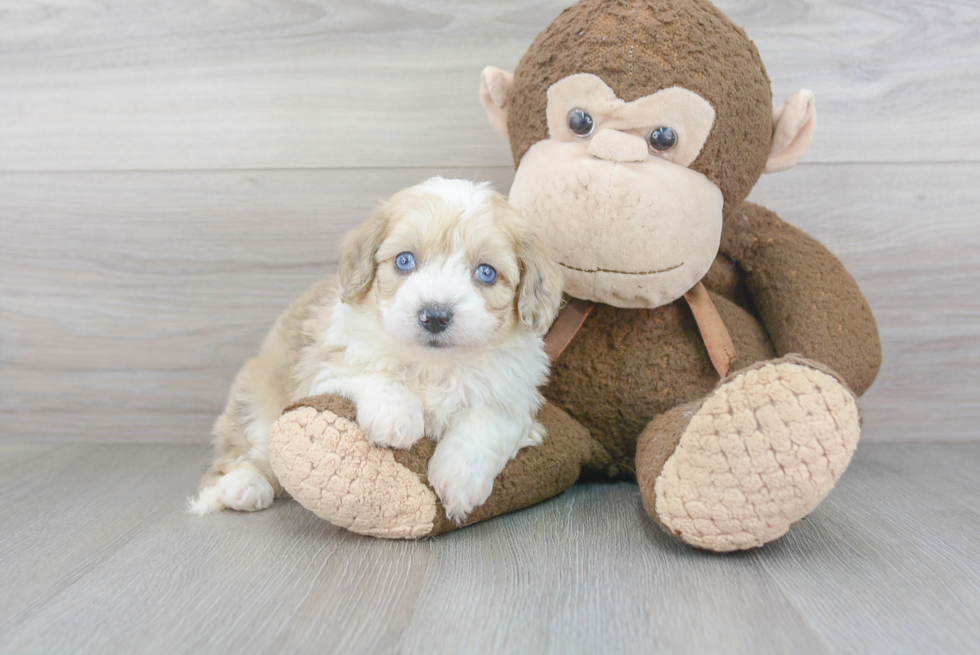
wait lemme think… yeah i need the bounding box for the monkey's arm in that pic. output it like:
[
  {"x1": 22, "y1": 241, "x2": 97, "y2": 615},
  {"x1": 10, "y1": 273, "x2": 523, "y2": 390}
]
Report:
[{"x1": 720, "y1": 201, "x2": 882, "y2": 395}]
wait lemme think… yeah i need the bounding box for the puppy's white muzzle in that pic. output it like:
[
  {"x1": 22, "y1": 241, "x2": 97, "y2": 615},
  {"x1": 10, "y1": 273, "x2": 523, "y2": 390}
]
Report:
[{"x1": 382, "y1": 254, "x2": 495, "y2": 352}]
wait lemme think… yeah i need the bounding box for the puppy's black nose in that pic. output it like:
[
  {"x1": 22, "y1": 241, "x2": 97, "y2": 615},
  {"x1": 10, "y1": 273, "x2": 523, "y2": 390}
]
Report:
[{"x1": 418, "y1": 303, "x2": 453, "y2": 334}]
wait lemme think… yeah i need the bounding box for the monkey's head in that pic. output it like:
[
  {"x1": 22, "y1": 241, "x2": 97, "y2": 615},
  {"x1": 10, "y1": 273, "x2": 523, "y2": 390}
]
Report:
[{"x1": 480, "y1": 0, "x2": 817, "y2": 308}]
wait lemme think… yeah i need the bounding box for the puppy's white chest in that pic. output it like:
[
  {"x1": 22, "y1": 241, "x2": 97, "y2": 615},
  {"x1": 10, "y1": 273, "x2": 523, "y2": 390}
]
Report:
[{"x1": 409, "y1": 371, "x2": 478, "y2": 441}]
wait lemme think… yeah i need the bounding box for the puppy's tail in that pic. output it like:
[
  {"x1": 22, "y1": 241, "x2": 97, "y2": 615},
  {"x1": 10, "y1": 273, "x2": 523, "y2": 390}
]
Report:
[{"x1": 185, "y1": 486, "x2": 224, "y2": 516}]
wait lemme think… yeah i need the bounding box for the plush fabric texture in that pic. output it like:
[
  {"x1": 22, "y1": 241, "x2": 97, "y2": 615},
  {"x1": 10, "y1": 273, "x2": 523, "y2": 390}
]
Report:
[
  {"x1": 683, "y1": 281, "x2": 738, "y2": 377},
  {"x1": 508, "y1": 137, "x2": 724, "y2": 308},
  {"x1": 270, "y1": 397, "x2": 614, "y2": 538},
  {"x1": 265, "y1": 0, "x2": 882, "y2": 552},
  {"x1": 268, "y1": 193, "x2": 881, "y2": 544},
  {"x1": 269, "y1": 396, "x2": 438, "y2": 539},
  {"x1": 721, "y1": 202, "x2": 882, "y2": 395},
  {"x1": 541, "y1": 197, "x2": 880, "y2": 470},
  {"x1": 637, "y1": 356, "x2": 860, "y2": 551},
  {"x1": 544, "y1": 74, "x2": 717, "y2": 168},
  {"x1": 545, "y1": 279, "x2": 778, "y2": 468},
  {"x1": 507, "y1": 0, "x2": 773, "y2": 213},
  {"x1": 395, "y1": 402, "x2": 613, "y2": 536},
  {"x1": 766, "y1": 89, "x2": 818, "y2": 174}
]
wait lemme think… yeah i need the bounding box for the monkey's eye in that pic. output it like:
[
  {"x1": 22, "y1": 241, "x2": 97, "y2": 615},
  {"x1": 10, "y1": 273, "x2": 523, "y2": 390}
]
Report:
[
  {"x1": 394, "y1": 252, "x2": 416, "y2": 272},
  {"x1": 474, "y1": 264, "x2": 497, "y2": 285},
  {"x1": 647, "y1": 126, "x2": 678, "y2": 153},
  {"x1": 567, "y1": 109, "x2": 595, "y2": 137}
]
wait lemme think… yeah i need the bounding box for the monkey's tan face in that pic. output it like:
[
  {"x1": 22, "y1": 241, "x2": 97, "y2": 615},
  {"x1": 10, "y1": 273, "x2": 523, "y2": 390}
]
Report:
[
  {"x1": 509, "y1": 145, "x2": 722, "y2": 308},
  {"x1": 506, "y1": 74, "x2": 724, "y2": 309}
]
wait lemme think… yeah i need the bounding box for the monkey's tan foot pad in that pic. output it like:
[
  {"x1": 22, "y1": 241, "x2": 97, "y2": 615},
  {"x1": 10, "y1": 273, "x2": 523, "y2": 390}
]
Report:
[
  {"x1": 640, "y1": 357, "x2": 860, "y2": 552},
  {"x1": 269, "y1": 396, "x2": 438, "y2": 539}
]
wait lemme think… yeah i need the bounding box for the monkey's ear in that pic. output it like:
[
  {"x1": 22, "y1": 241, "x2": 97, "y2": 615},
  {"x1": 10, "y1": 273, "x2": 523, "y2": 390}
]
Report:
[
  {"x1": 764, "y1": 89, "x2": 817, "y2": 174},
  {"x1": 479, "y1": 66, "x2": 514, "y2": 141},
  {"x1": 339, "y1": 205, "x2": 390, "y2": 303}
]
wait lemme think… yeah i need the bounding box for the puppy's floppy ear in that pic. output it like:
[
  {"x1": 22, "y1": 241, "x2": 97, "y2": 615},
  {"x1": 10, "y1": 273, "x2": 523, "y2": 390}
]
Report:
[
  {"x1": 516, "y1": 226, "x2": 564, "y2": 337},
  {"x1": 339, "y1": 204, "x2": 391, "y2": 303}
]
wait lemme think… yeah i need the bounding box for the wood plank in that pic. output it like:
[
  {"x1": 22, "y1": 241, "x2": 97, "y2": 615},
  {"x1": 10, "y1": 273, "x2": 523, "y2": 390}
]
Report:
[
  {"x1": 749, "y1": 163, "x2": 980, "y2": 441},
  {"x1": 3, "y1": 444, "x2": 977, "y2": 654},
  {"x1": 393, "y1": 484, "x2": 825, "y2": 655},
  {"x1": 0, "y1": 458, "x2": 824, "y2": 655},
  {"x1": 2, "y1": 163, "x2": 976, "y2": 443},
  {"x1": 0, "y1": 444, "x2": 208, "y2": 636},
  {"x1": 753, "y1": 443, "x2": 980, "y2": 654},
  {"x1": 1, "y1": 0, "x2": 978, "y2": 172},
  {"x1": 0, "y1": 499, "x2": 434, "y2": 655},
  {"x1": 0, "y1": 166, "x2": 514, "y2": 443},
  {"x1": 0, "y1": 443, "x2": 59, "y2": 477}
]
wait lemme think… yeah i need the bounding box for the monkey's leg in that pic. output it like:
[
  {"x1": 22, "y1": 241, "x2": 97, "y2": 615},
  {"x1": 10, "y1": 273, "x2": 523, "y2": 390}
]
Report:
[
  {"x1": 635, "y1": 355, "x2": 860, "y2": 552},
  {"x1": 269, "y1": 396, "x2": 611, "y2": 539}
]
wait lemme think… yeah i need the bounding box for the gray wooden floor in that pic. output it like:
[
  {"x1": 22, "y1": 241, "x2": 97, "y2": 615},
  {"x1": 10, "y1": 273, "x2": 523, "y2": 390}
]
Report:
[
  {"x1": 1, "y1": 442, "x2": 978, "y2": 655},
  {"x1": 2, "y1": 1, "x2": 980, "y2": 653}
]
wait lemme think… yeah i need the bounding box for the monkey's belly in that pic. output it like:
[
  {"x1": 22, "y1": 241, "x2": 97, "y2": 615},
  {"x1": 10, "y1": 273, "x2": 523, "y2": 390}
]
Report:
[{"x1": 543, "y1": 295, "x2": 776, "y2": 471}]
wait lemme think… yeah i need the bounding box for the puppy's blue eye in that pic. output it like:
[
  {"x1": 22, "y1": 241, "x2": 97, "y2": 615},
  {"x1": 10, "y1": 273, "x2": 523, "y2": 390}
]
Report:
[
  {"x1": 475, "y1": 264, "x2": 497, "y2": 285},
  {"x1": 394, "y1": 252, "x2": 416, "y2": 272}
]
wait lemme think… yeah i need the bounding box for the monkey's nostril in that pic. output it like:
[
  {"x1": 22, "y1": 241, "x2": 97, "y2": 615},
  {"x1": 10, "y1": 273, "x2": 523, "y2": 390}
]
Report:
[{"x1": 418, "y1": 303, "x2": 453, "y2": 334}]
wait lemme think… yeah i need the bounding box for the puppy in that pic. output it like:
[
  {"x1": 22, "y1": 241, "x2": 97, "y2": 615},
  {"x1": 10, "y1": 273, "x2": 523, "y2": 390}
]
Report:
[{"x1": 190, "y1": 177, "x2": 564, "y2": 523}]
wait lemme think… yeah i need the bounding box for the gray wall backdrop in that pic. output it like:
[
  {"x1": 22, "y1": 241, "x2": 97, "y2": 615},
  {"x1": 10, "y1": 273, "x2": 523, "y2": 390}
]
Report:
[{"x1": 1, "y1": 0, "x2": 978, "y2": 444}]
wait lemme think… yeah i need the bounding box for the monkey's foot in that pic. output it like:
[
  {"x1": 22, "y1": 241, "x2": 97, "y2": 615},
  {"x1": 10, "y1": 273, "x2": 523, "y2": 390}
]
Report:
[
  {"x1": 269, "y1": 396, "x2": 439, "y2": 539},
  {"x1": 269, "y1": 396, "x2": 603, "y2": 539},
  {"x1": 637, "y1": 356, "x2": 860, "y2": 552}
]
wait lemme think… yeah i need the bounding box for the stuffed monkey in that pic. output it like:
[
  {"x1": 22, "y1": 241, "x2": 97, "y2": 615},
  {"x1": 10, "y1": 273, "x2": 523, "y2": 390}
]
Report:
[{"x1": 269, "y1": 0, "x2": 881, "y2": 552}]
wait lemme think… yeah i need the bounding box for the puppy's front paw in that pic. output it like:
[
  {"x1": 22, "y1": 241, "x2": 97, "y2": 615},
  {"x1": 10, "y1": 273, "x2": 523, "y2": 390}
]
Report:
[
  {"x1": 427, "y1": 442, "x2": 496, "y2": 525},
  {"x1": 357, "y1": 387, "x2": 425, "y2": 449}
]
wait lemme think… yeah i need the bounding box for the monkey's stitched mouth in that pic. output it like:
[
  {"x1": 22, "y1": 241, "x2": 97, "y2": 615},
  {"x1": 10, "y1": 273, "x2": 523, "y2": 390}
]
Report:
[{"x1": 557, "y1": 261, "x2": 684, "y2": 276}]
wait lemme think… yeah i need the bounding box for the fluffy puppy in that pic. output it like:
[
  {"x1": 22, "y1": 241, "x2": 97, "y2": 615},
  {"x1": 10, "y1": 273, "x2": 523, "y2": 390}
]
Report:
[{"x1": 191, "y1": 177, "x2": 564, "y2": 523}]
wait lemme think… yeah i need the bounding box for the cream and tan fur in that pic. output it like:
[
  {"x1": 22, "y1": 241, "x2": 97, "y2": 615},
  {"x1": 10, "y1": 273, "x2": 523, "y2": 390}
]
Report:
[{"x1": 190, "y1": 178, "x2": 563, "y2": 523}]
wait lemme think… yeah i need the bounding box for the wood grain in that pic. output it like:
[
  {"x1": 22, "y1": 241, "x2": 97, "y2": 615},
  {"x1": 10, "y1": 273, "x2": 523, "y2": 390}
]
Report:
[
  {"x1": 0, "y1": 443, "x2": 58, "y2": 473},
  {"x1": 749, "y1": 163, "x2": 980, "y2": 441},
  {"x1": 2, "y1": 2, "x2": 977, "y2": 652},
  {"x1": 753, "y1": 443, "x2": 980, "y2": 654},
  {"x1": 392, "y1": 485, "x2": 822, "y2": 654},
  {"x1": 0, "y1": 444, "x2": 205, "y2": 635},
  {"x1": 2, "y1": 163, "x2": 977, "y2": 443},
  {"x1": 1, "y1": 443, "x2": 977, "y2": 654},
  {"x1": 1, "y1": 0, "x2": 978, "y2": 172},
  {"x1": 0, "y1": 167, "x2": 514, "y2": 443}
]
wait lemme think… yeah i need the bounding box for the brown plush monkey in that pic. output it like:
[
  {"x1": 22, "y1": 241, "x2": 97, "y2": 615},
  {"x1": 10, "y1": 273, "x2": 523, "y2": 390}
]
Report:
[{"x1": 269, "y1": 0, "x2": 882, "y2": 552}]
